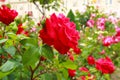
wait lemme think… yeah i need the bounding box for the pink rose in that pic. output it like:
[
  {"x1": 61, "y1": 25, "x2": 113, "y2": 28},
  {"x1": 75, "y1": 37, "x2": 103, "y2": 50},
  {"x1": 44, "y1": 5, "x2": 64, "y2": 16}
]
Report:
[
  {"x1": 98, "y1": 34, "x2": 104, "y2": 40},
  {"x1": 90, "y1": 13, "x2": 96, "y2": 19},
  {"x1": 87, "y1": 56, "x2": 95, "y2": 65},
  {"x1": 115, "y1": 27, "x2": 120, "y2": 36},
  {"x1": 102, "y1": 36, "x2": 114, "y2": 46},
  {"x1": 30, "y1": 27, "x2": 36, "y2": 32},
  {"x1": 112, "y1": 27, "x2": 120, "y2": 43},
  {"x1": 86, "y1": 19, "x2": 95, "y2": 27},
  {"x1": 79, "y1": 67, "x2": 89, "y2": 72},
  {"x1": 95, "y1": 57, "x2": 115, "y2": 74},
  {"x1": 97, "y1": 18, "x2": 106, "y2": 30},
  {"x1": 0, "y1": 5, "x2": 18, "y2": 25},
  {"x1": 108, "y1": 16, "x2": 117, "y2": 24},
  {"x1": 68, "y1": 69, "x2": 76, "y2": 77},
  {"x1": 40, "y1": 13, "x2": 81, "y2": 54}
]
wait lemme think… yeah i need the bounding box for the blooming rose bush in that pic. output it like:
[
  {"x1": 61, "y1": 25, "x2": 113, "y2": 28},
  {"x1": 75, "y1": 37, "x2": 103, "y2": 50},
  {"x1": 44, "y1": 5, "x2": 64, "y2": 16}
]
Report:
[{"x1": 0, "y1": 1, "x2": 120, "y2": 80}]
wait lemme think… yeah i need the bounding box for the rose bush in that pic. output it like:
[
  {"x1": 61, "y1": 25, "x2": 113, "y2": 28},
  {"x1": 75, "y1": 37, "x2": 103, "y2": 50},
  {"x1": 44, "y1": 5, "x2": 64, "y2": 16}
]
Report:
[{"x1": 0, "y1": 1, "x2": 120, "y2": 80}]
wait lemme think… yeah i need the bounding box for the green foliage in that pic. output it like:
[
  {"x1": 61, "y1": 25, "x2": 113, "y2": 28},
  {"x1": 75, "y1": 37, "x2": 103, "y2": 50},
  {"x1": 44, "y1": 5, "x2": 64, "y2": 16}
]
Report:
[
  {"x1": 0, "y1": 2, "x2": 120, "y2": 80},
  {"x1": 60, "y1": 60, "x2": 77, "y2": 70},
  {"x1": 0, "y1": 60, "x2": 19, "y2": 79},
  {"x1": 41, "y1": 45, "x2": 54, "y2": 61}
]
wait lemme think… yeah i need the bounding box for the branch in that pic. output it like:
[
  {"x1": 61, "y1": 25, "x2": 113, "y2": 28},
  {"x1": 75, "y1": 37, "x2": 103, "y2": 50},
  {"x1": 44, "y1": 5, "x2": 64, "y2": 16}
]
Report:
[
  {"x1": 33, "y1": 1, "x2": 45, "y2": 16},
  {"x1": 30, "y1": 57, "x2": 41, "y2": 80}
]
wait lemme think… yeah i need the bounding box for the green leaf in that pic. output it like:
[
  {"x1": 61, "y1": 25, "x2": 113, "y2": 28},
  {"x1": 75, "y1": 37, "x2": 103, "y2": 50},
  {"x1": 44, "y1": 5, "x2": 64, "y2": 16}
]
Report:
[
  {"x1": 7, "y1": 32, "x2": 17, "y2": 40},
  {"x1": 0, "y1": 48, "x2": 4, "y2": 54},
  {"x1": 0, "y1": 69, "x2": 14, "y2": 79},
  {"x1": 20, "y1": 38, "x2": 38, "y2": 46},
  {"x1": 4, "y1": 39, "x2": 14, "y2": 47},
  {"x1": 60, "y1": 60, "x2": 77, "y2": 69},
  {"x1": 41, "y1": 73, "x2": 57, "y2": 80},
  {"x1": 0, "y1": 39, "x2": 7, "y2": 44},
  {"x1": 22, "y1": 46, "x2": 40, "y2": 68},
  {"x1": 67, "y1": 9, "x2": 75, "y2": 22},
  {"x1": 0, "y1": 60, "x2": 19, "y2": 79},
  {"x1": 42, "y1": 45, "x2": 54, "y2": 61},
  {"x1": 4, "y1": 46, "x2": 16, "y2": 56},
  {"x1": 0, "y1": 60, "x2": 18, "y2": 72},
  {"x1": 62, "y1": 69, "x2": 68, "y2": 80},
  {"x1": 56, "y1": 73, "x2": 62, "y2": 80}
]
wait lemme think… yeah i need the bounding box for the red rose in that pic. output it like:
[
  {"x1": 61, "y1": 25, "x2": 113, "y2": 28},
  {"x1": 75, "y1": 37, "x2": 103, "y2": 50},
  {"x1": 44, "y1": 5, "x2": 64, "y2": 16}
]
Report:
[
  {"x1": 68, "y1": 69, "x2": 76, "y2": 77},
  {"x1": 87, "y1": 56, "x2": 95, "y2": 65},
  {"x1": 95, "y1": 57, "x2": 115, "y2": 74},
  {"x1": 0, "y1": 5, "x2": 18, "y2": 25},
  {"x1": 39, "y1": 13, "x2": 80, "y2": 54},
  {"x1": 102, "y1": 36, "x2": 114, "y2": 46},
  {"x1": 16, "y1": 23, "x2": 29, "y2": 36}
]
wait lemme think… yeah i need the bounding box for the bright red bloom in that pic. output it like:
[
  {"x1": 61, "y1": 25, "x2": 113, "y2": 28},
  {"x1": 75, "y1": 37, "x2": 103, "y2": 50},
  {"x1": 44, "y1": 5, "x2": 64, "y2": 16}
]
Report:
[
  {"x1": 95, "y1": 57, "x2": 115, "y2": 74},
  {"x1": 102, "y1": 36, "x2": 114, "y2": 46},
  {"x1": 0, "y1": 5, "x2": 18, "y2": 25},
  {"x1": 16, "y1": 23, "x2": 29, "y2": 36},
  {"x1": 87, "y1": 56, "x2": 95, "y2": 65},
  {"x1": 68, "y1": 69, "x2": 76, "y2": 77},
  {"x1": 39, "y1": 13, "x2": 80, "y2": 54}
]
